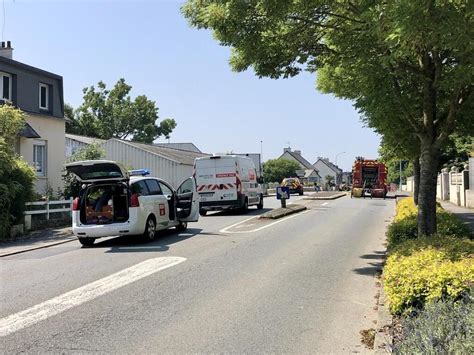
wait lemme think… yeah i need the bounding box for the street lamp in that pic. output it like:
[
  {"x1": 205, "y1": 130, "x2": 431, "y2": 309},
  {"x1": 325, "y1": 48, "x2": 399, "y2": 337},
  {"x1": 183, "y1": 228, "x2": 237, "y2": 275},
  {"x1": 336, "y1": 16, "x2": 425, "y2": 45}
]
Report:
[{"x1": 335, "y1": 151, "x2": 346, "y2": 167}]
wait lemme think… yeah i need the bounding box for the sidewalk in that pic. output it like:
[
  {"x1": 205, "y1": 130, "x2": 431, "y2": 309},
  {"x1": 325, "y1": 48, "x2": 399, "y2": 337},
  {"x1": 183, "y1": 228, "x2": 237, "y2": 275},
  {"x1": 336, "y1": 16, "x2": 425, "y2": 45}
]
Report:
[
  {"x1": 0, "y1": 226, "x2": 75, "y2": 257},
  {"x1": 440, "y1": 201, "x2": 474, "y2": 233}
]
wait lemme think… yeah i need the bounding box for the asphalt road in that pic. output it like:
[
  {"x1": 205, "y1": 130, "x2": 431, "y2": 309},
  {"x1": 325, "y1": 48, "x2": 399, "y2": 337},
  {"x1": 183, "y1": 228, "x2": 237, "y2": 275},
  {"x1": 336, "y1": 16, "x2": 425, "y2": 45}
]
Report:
[{"x1": 0, "y1": 194, "x2": 394, "y2": 353}]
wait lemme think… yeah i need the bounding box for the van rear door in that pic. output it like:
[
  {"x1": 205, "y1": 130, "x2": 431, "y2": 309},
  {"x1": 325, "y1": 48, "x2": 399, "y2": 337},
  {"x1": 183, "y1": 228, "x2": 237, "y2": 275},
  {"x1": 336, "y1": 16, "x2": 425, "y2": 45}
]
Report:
[{"x1": 195, "y1": 157, "x2": 238, "y2": 203}]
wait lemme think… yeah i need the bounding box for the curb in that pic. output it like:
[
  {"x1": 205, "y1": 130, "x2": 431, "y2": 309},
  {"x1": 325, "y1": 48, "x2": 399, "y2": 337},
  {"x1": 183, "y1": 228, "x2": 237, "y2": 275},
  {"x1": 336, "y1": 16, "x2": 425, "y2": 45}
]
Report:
[
  {"x1": 259, "y1": 204, "x2": 307, "y2": 219},
  {"x1": 303, "y1": 192, "x2": 347, "y2": 200},
  {"x1": 374, "y1": 282, "x2": 393, "y2": 353},
  {"x1": 0, "y1": 237, "x2": 76, "y2": 258}
]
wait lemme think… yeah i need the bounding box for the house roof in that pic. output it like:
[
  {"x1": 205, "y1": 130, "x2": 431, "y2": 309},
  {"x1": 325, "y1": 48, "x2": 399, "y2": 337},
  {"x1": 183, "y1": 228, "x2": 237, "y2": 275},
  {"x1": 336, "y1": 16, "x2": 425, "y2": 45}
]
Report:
[
  {"x1": 304, "y1": 169, "x2": 321, "y2": 178},
  {"x1": 0, "y1": 56, "x2": 63, "y2": 80},
  {"x1": 19, "y1": 122, "x2": 41, "y2": 139},
  {"x1": 154, "y1": 142, "x2": 202, "y2": 153},
  {"x1": 65, "y1": 133, "x2": 106, "y2": 145},
  {"x1": 111, "y1": 139, "x2": 210, "y2": 166},
  {"x1": 314, "y1": 158, "x2": 342, "y2": 174},
  {"x1": 278, "y1": 150, "x2": 314, "y2": 169}
]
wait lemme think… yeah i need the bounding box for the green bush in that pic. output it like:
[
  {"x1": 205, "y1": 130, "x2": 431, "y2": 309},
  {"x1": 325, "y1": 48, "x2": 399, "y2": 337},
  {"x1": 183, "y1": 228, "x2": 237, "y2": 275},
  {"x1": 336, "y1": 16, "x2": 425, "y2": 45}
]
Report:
[
  {"x1": 387, "y1": 209, "x2": 471, "y2": 248},
  {"x1": 394, "y1": 292, "x2": 474, "y2": 354},
  {"x1": 384, "y1": 236, "x2": 474, "y2": 314},
  {"x1": 0, "y1": 106, "x2": 36, "y2": 239}
]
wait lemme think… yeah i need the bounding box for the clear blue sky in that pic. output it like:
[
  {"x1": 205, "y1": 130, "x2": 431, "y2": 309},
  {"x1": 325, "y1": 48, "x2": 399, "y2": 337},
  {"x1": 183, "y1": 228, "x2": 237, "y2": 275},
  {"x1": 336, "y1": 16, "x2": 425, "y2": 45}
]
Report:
[{"x1": 4, "y1": 0, "x2": 380, "y2": 171}]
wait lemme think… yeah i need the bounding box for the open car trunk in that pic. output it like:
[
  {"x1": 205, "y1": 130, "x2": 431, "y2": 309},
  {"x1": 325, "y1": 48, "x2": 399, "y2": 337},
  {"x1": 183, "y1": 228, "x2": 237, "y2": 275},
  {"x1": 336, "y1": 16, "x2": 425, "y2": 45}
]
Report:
[{"x1": 80, "y1": 183, "x2": 129, "y2": 225}]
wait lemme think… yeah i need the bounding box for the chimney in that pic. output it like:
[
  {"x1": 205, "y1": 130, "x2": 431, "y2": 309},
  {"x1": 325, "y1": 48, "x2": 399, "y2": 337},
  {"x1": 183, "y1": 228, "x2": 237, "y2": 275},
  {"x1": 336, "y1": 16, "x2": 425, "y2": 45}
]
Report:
[
  {"x1": 283, "y1": 147, "x2": 291, "y2": 153},
  {"x1": 0, "y1": 41, "x2": 13, "y2": 59},
  {"x1": 294, "y1": 150, "x2": 302, "y2": 155}
]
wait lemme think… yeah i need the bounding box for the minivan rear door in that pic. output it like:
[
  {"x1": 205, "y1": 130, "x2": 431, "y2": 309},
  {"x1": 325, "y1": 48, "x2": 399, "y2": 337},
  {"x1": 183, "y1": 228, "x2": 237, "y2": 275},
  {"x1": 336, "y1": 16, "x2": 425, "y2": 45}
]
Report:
[{"x1": 65, "y1": 160, "x2": 129, "y2": 183}]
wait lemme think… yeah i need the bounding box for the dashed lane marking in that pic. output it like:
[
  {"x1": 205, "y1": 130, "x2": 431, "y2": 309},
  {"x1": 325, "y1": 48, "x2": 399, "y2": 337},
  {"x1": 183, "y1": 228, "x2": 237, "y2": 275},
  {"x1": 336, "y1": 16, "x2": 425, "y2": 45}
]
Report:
[{"x1": 0, "y1": 256, "x2": 186, "y2": 337}]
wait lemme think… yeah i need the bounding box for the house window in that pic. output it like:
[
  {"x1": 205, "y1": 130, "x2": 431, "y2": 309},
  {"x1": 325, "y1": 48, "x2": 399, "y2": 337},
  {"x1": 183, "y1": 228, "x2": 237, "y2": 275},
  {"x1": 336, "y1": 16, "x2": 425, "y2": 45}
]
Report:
[
  {"x1": 39, "y1": 83, "x2": 49, "y2": 110},
  {"x1": 33, "y1": 141, "x2": 47, "y2": 176},
  {"x1": 0, "y1": 72, "x2": 12, "y2": 101}
]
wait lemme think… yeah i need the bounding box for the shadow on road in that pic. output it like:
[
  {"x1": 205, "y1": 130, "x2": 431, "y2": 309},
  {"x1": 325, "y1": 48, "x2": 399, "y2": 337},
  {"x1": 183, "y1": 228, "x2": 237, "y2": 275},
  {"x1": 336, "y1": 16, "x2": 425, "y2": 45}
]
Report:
[
  {"x1": 90, "y1": 227, "x2": 210, "y2": 253},
  {"x1": 353, "y1": 250, "x2": 386, "y2": 276}
]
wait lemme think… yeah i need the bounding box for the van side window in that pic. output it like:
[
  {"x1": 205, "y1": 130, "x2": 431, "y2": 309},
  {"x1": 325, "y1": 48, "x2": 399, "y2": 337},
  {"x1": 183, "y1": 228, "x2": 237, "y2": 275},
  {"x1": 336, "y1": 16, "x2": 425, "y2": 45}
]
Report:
[
  {"x1": 131, "y1": 180, "x2": 149, "y2": 196},
  {"x1": 145, "y1": 179, "x2": 162, "y2": 195}
]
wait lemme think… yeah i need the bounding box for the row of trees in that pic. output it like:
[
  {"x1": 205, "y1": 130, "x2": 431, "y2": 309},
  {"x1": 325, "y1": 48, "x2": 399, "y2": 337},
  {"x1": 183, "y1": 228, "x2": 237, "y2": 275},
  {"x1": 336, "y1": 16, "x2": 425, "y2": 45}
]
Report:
[
  {"x1": 66, "y1": 79, "x2": 177, "y2": 144},
  {"x1": 183, "y1": 0, "x2": 473, "y2": 236}
]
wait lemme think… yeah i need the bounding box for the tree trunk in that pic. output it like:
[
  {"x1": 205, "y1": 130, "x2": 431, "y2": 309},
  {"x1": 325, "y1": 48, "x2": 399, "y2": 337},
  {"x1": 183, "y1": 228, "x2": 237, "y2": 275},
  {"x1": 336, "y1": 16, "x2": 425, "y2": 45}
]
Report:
[
  {"x1": 413, "y1": 156, "x2": 420, "y2": 205},
  {"x1": 417, "y1": 144, "x2": 439, "y2": 236}
]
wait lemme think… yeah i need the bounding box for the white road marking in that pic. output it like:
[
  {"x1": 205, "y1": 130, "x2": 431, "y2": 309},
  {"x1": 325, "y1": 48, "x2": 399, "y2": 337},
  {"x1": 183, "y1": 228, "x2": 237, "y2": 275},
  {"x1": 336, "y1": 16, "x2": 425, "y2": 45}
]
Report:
[
  {"x1": 321, "y1": 202, "x2": 329, "y2": 206},
  {"x1": 0, "y1": 256, "x2": 186, "y2": 337},
  {"x1": 220, "y1": 209, "x2": 312, "y2": 234}
]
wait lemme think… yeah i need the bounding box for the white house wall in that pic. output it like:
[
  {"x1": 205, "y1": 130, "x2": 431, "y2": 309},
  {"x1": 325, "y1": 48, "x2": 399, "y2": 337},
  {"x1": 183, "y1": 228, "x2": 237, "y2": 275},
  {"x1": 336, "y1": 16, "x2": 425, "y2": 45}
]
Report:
[
  {"x1": 102, "y1": 140, "x2": 193, "y2": 188},
  {"x1": 314, "y1": 161, "x2": 338, "y2": 183}
]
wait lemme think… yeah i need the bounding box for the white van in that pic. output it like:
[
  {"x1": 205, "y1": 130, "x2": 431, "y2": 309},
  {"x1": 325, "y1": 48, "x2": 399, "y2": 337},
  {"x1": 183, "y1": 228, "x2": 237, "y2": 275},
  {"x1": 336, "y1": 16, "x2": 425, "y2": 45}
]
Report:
[{"x1": 194, "y1": 155, "x2": 264, "y2": 215}]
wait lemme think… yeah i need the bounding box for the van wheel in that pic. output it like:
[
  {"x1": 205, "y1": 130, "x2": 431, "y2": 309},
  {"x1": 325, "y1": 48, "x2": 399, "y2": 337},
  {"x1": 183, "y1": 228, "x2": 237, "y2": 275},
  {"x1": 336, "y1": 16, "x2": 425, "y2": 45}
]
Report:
[
  {"x1": 199, "y1": 208, "x2": 207, "y2": 216},
  {"x1": 176, "y1": 221, "x2": 187, "y2": 232},
  {"x1": 242, "y1": 198, "x2": 249, "y2": 212},
  {"x1": 143, "y1": 216, "x2": 156, "y2": 241},
  {"x1": 257, "y1": 195, "x2": 264, "y2": 209},
  {"x1": 78, "y1": 237, "x2": 95, "y2": 247}
]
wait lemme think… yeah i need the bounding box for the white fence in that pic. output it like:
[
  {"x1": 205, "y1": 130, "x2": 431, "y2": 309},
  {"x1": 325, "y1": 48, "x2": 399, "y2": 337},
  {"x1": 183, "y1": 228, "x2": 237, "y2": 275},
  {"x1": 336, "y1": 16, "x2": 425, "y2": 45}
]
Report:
[{"x1": 24, "y1": 198, "x2": 73, "y2": 230}]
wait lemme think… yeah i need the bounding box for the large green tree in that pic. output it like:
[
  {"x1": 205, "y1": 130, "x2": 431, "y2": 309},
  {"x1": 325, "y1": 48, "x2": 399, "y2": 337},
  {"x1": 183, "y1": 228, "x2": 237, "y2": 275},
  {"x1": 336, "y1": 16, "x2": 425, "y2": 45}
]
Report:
[
  {"x1": 66, "y1": 79, "x2": 177, "y2": 144},
  {"x1": 263, "y1": 159, "x2": 300, "y2": 183},
  {"x1": 183, "y1": 0, "x2": 474, "y2": 236}
]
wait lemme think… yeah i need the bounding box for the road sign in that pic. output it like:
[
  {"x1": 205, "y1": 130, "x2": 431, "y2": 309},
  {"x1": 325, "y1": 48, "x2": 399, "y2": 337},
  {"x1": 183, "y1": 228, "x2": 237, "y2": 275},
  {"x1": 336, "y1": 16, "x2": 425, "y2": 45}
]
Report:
[{"x1": 276, "y1": 186, "x2": 290, "y2": 200}]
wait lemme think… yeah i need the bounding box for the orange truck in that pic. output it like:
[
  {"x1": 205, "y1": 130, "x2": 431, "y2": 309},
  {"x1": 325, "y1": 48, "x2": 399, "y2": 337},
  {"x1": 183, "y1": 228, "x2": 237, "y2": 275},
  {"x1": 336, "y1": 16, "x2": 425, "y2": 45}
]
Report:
[{"x1": 351, "y1": 158, "x2": 388, "y2": 198}]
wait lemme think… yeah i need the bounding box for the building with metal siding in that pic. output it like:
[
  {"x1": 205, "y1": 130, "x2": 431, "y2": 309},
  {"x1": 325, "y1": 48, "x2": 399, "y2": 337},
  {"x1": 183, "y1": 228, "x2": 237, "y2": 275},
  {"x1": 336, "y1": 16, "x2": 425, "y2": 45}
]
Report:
[{"x1": 102, "y1": 139, "x2": 209, "y2": 188}]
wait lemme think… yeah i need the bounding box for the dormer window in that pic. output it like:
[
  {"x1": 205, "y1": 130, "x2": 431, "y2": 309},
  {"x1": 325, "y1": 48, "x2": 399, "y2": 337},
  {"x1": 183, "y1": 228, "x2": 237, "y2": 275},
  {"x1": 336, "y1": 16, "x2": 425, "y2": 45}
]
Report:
[
  {"x1": 1, "y1": 72, "x2": 12, "y2": 101},
  {"x1": 39, "y1": 83, "x2": 49, "y2": 110}
]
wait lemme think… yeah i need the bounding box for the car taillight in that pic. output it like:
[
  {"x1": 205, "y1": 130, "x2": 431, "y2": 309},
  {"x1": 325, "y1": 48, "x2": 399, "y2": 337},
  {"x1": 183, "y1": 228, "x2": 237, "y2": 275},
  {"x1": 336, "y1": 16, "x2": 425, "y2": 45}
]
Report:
[
  {"x1": 72, "y1": 197, "x2": 80, "y2": 211},
  {"x1": 130, "y1": 193, "x2": 140, "y2": 207}
]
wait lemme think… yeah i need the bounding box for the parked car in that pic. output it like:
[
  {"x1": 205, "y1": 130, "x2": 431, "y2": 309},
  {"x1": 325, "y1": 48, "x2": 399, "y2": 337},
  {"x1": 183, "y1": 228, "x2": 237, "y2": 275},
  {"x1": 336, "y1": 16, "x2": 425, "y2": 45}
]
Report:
[
  {"x1": 281, "y1": 177, "x2": 304, "y2": 195},
  {"x1": 194, "y1": 155, "x2": 264, "y2": 215},
  {"x1": 65, "y1": 160, "x2": 199, "y2": 246}
]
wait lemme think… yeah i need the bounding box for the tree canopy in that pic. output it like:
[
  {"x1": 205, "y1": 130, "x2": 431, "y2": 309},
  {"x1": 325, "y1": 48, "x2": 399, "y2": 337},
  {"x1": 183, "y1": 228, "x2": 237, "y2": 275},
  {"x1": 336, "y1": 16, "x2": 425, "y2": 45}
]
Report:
[
  {"x1": 183, "y1": 0, "x2": 474, "y2": 235},
  {"x1": 66, "y1": 79, "x2": 177, "y2": 144},
  {"x1": 263, "y1": 158, "x2": 300, "y2": 183}
]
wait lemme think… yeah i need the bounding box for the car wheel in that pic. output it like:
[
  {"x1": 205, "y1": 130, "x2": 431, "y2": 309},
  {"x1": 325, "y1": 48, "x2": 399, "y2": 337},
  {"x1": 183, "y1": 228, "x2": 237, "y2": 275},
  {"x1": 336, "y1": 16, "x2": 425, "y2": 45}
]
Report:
[
  {"x1": 143, "y1": 216, "x2": 156, "y2": 241},
  {"x1": 78, "y1": 237, "x2": 95, "y2": 247},
  {"x1": 176, "y1": 221, "x2": 187, "y2": 232},
  {"x1": 199, "y1": 208, "x2": 207, "y2": 216},
  {"x1": 257, "y1": 195, "x2": 264, "y2": 209},
  {"x1": 299, "y1": 190, "x2": 304, "y2": 195}
]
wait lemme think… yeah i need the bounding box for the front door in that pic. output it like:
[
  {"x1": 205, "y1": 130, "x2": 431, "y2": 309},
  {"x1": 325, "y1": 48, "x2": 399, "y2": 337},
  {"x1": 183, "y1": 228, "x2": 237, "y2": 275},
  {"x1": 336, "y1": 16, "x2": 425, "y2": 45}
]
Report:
[{"x1": 176, "y1": 177, "x2": 199, "y2": 222}]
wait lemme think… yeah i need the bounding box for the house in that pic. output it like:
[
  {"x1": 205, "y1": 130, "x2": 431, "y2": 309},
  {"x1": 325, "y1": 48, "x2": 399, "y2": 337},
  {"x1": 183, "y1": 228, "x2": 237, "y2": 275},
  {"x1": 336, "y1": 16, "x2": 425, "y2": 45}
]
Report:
[
  {"x1": 342, "y1": 171, "x2": 352, "y2": 184},
  {"x1": 278, "y1": 148, "x2": 321, "y2": 183},
  {"x1": 313, "y1": 157, "x2": 343, "y2": 184},
  {"x1": 101, "y1": 138, "x2": 210, "y2": 188},
  {"x1": 0, "y1": 41, "x2": 65, "y2": 194},
  {"x1": 278, "y1": 148, "x2": 314, "y2": 170},
  {"x1": 65, "y1": 133, "x2": 105, "y2": 157},
  {"x1": 303, "y1": 169, "x2": 322, "y2": 184}
]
